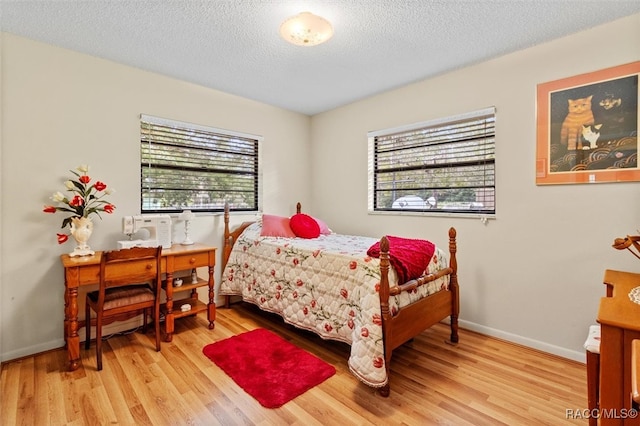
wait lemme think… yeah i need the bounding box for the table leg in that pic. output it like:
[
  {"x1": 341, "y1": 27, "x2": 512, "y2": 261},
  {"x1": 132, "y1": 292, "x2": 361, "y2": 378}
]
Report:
[
  {"x1": 66, "y1": 287, "x2": 81, "y2": 371},
  {"x1": 600, "y1": 324, "x2": 624, "y2": 425},
  {"x1": 207, "y1": 264, "x2": 216, "y2": 329},
  {"x1": 64, "y1": 286, "x2": 69, "y2": 344},
  {"x1": 164, "y1": 272, "x2": 174, "y2": 342}
]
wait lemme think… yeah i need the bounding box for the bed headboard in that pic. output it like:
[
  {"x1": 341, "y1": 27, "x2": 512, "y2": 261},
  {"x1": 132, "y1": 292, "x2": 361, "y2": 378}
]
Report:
[{"x1": 222, "y1": 202, "x2": 303, "y2": 270}]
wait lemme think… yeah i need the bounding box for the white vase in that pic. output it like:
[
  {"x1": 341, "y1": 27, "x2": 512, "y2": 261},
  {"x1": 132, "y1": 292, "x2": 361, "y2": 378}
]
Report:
[{"x1": 69, "y1": 216, "x2": 95, "y2": 257}]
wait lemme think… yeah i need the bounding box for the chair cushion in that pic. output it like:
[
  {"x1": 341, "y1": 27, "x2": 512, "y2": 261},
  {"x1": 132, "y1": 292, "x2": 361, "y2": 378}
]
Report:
[
  {"x1": 88, "y1": 284, "x2": 155, "y2": 310},
  {"x1": 584, "y1": 324, "x2": 601, "y2": 354}
]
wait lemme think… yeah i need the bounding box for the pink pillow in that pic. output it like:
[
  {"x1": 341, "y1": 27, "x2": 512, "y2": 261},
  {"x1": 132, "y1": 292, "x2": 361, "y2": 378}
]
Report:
[
  {"x1": 260, "y1": 214, "x2": 296, "y2": 238},
  {"x1": 289, "y1": 213, "x2": 321, "y2": 239},
  {"x1": 312, "y1": 216, "x2": 332, "y2": 235}
]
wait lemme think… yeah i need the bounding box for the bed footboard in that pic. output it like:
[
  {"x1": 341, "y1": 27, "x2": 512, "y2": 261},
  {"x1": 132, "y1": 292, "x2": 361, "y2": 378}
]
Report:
[{"x1": 378, "y1": 227, "x2": 459, "y2": 397}]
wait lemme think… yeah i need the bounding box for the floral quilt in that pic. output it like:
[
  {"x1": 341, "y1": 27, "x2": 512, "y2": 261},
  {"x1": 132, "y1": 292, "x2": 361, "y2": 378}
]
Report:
[{"x1": 219, "y1": 222, "x2": 450, "y2": 388}]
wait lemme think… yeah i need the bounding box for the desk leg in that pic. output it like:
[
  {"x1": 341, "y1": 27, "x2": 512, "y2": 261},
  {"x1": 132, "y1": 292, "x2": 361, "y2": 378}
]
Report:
[
  {"x1": 164, "y1": 272, "x2": 174, "y2": 342},
  {"x1": 66, "y1": 287, "x2": 81, "y2": 371},
  {"x1": 207, "y1": 264, "x2": 216, "y2": 329},
  {"x1": 64, "y1": 286, "x2": 69, "y2": 344},
  {"x1": 600, "y1": 324, "x2": 624, "y2": 425}
]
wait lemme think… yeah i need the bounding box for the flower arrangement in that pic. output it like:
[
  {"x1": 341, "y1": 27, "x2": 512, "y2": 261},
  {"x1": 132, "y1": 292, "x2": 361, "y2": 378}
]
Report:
[{"x1": 43, "y1": 165, "x2": 116, "y2": 244}]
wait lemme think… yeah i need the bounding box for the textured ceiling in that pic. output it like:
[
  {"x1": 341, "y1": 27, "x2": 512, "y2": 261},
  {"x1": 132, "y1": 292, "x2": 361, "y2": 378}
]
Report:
[{"x1": 2, "y1": 1, "x2": 639, "y2": 115}]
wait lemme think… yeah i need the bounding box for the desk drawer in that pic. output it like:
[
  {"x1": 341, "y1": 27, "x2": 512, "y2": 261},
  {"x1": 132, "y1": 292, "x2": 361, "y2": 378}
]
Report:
[
  {"x1": 105, "y1": 259, "x2": 158, "y2": 282},
  {"x1": 172, "y1": 251, "x2": 211, "y2": 270}
]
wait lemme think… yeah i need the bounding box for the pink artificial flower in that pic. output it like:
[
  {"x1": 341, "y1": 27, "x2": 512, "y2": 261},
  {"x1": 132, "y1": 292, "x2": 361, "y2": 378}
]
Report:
[
  {"x1": 43, "y1": 205, "x2": 57, "y2": 213},
  {"x1": 57, "y1": 233, "x2": 69, "y2": 244},
  {"x1": 93, "y1": 181, "x2": 106, "y2": 191},
  {"x1": 79, "y1": 175, "x2": 91, "y2": 184}
]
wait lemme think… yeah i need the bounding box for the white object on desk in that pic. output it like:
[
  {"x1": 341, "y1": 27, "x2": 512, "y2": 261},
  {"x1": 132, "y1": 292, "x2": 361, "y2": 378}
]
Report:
[
  {"x1": 179, "y1": 210, "x2": 195, "y2": 245},
  {"x1": 118, "y1": 214, "x2": 172, "y2": 249}
]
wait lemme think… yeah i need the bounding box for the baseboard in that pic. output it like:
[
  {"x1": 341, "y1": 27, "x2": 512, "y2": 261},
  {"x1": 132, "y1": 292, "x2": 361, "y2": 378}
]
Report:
[
  {"x1": 0, "y1": 317, "x2": 144, "y2": 364},
  {"x1": 1, "y1": 339, "x2": 65, "y2": 363},
  {"x1": 458, "y1": 319, "x2": 585, "y2": 363}
]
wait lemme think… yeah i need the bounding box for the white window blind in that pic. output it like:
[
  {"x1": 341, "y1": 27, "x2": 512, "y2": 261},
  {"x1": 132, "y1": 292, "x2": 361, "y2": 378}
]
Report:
[
  {"x1": 368, "y1": 107, "x2": 496, "y2": 215},
  {"x1": 140, "y1": 114, "x2": 261, "y2": 213}
]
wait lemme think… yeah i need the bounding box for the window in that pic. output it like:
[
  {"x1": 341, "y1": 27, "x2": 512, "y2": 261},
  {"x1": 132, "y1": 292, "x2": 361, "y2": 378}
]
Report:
[
  {"x1": 368, "y1": 107, "x2": 495, "y2": 215},
  {"x1": 140, "y1": 114, "x2": 261, "y2": 213}
]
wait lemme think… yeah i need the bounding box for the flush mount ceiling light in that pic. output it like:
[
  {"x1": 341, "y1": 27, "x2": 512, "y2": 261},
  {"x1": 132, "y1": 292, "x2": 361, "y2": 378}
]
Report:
[{"x1": 279, "y1": 11, "x2": 333, "y2": 47}]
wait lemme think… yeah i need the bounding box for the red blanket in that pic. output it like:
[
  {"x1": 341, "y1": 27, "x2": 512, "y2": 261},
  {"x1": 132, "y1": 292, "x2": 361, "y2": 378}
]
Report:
[{"x1": 367, "y1": 236, "x2": 436, "y2": 284}]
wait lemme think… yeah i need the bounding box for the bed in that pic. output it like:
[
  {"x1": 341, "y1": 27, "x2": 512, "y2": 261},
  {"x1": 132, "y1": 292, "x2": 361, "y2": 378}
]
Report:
[{"x1": 220, "y1": 203, "x2": 459, "y2": 396}]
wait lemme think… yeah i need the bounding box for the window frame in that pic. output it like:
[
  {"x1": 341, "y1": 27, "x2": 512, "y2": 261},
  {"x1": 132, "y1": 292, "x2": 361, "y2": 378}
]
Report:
[
  {"x1": 140, "y1": 114, "x2": 262, "y2": 214},
  {"x1": 367, "y1": 107, "x2": 496, "y2": 218}
]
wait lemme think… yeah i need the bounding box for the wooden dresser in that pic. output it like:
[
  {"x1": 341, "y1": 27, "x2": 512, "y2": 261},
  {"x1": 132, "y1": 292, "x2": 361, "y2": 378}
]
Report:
[{"x1": 597, "y1": 269, "x2": 640, "y2": 425}]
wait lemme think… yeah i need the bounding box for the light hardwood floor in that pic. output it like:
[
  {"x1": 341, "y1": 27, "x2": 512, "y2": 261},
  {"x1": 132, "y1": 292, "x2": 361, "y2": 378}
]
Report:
[{"x1": 1, "y1": 303, "x2": 588, "y2": 425}]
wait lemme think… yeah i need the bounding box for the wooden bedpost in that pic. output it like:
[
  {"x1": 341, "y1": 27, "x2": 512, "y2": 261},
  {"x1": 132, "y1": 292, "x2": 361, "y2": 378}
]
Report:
[
  {"x1": 448, "y1": 227, "x2": 459, "y2": 344},
  {"x1": 296, "y1": 202, "x2": 301, "y2": 214},
  {"x1": 223, "y1": 203, "x2": 231, "y2": 308},
  {"x1": 378, "y1": 236, "x2": 392, "y2": 397},
  {"x1": 223, "y1": 203, "x2": 232, "y2": 270}
]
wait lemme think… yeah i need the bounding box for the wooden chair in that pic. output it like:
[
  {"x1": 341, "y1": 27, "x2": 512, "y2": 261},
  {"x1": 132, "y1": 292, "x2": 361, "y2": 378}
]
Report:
[
  {"x1": 584, "y1": 324, "x2": 601, "y2": 426},
  {"x1": 85, "y1": 246, "x2": 163, "y2": 370}
]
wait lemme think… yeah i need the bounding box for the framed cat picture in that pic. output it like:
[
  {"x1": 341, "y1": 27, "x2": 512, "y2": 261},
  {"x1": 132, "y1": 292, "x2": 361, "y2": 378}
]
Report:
[{"x1": 536, "y1": 61, "x2": 640, "y2": 185}]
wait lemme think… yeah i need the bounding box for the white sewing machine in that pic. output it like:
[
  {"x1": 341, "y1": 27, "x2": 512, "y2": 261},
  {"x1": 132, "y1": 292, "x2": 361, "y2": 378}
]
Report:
[{"x1": 117, "y1": 214, "x2": 172, "y2": 249}]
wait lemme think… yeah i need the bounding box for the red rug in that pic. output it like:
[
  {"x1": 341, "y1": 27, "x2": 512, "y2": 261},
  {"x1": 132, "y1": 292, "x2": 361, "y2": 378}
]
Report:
[{"x1": 202, "y1": 328, "x2": 336, "y2": 408}]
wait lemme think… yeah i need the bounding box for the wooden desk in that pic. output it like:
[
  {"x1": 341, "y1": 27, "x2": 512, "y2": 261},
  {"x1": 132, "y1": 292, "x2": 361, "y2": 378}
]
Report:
[
  {"x1": 597, "y1": 269, "x2": 640, "y2": 425},
  {"x1": 61, "y1": 244, "x2": 216, "y2": 371}
]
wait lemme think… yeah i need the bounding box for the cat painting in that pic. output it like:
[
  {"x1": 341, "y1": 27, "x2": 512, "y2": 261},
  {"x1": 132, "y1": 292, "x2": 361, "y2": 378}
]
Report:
[
  {"x1": 581, "y1": 123, "x2": 602, "y2": 149},
  {"x1": 560, "y1": 95, "x2": 594, "y2": 150}
]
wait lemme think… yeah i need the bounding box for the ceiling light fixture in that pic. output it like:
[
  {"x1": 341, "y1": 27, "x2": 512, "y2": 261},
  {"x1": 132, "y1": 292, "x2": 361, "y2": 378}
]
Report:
[{"x1": 279, "y1": 11, "x2": 333, "y2": 47}]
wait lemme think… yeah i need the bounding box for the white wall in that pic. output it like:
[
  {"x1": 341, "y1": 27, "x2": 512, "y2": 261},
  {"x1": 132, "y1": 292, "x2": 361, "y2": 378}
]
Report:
[
  {"x1": 310, "y1": 13, "x2": 640, "y2": 361},
  {"x1": 0, "y1": 33, "x2": 311, "y2": 361},
  {"x1": 0, "y1": 32, "x2": 4, "y2": 362},
  {"x1": 2, "y1": 13, "x2": 639, "y2": 364}
]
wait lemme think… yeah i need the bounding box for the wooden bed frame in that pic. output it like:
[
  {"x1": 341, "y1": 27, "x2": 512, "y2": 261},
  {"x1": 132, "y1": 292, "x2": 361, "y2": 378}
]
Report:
[{"x1": 222, "y1": 202, "x2": 459, "y2": 396}]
